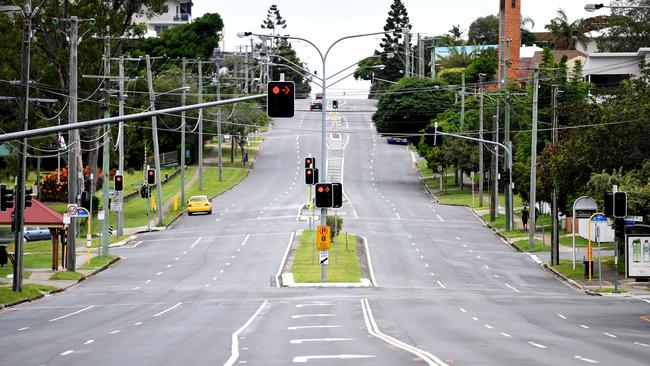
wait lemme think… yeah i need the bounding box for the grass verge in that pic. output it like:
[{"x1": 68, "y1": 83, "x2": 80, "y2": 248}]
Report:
[
  {"x1": 0, "y1": 284, "x2": 59, "y2": 305},
  {"x1": 514, "y1": 239, "x2": 550, "y2": 252},
  {"x1": 292, "y1": 230, "x2": 360, "y2": 283},
  {"x1": 551, "y1": 259, "x2": 593, "y2": 280},
  {"x1": 49, "y1": 271, "x2": 83, "y2": 281}
]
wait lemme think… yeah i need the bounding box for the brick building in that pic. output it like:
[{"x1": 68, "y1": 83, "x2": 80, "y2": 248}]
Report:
[{"x1": 498, "y1": 0, "x2": 521, "y2": 85}]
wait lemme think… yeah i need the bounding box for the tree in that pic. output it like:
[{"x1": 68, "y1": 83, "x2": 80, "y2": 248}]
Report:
[
  {"x1": 260, "y1": 4, "x2": 286, "y2": 32},
  {"x1": 544, "y1": 9, "x2": 587, "y2": 50},
  {"x1": 355, "y1": 0, "x2": 411, "y2": 98},
  {"x1": 468, "y1": 15, "x2": 498, "y2": 45},
  {"x1": 597, "y1": 0, "x2": 650, "y2": 52},
  {"x1": 372, "y1": 77, "x2": 454, "y2": 142}
]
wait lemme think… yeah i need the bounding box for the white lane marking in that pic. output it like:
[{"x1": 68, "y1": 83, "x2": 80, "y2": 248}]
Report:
[
  {"x1": 430, "y1": 272, "x2": 435, "y2": 276},
  {"x1": 231, "y1": 255, "x2": 236, "y2": 259},
  {"x1": 505, "y1": 283, "x2": 520, "y2": 292},
  {"x1": 484, "y1": 324, "x2": 494, "y2": 329},
  {"x1": 224, "y1": 300, "x2": 268, "y2": 366},
  {"x1": 292, "y1": 355, "x2": 375, "y2": 363},
  {"x1": 18, "y1": 327, "x2": 29, "y2": 331},
  {"x1": 183, "y1": 251, "x2": 187, "y2": 255},
  {"x1": 500, "y1": 332, "x2": 512, "y2": 338},
  {"x1": 556, "y1": 313, "x2": 567, "y2": 319},
  {"x1": 166, "y1": 264, "x2": 172, "y2": 268},
  {"x1": 291, "y1": 314, "x2": 336, "y2": 319},
  {"x1": 295, "y1": 303, "x2": 332, "y2": 308},
  {"x1": 84, "y1": 340, "x2": 94, "y2": 345},
  {"x1": 290, "y1": 338, "x2": 353, "y2": 344},
  {"x1": 634, "y1": 341, "x2": 650, "y2": 347},
  {"x1": 134, "y1": 322, "x2": 143, "y2": 326},
  {"x1": 205, "y1": 284, "x2": 211, "y2": 288},
  {"x1": 60, "y1": 350, "x2": 74, "y2": 356},
  {"x1": 484, "y1": 265, "x2": 490, "y2": 270},
  {"x1": 241, "y1": 234, "x2": 250, "y2": 246},
  {"x1": 580, "y1": 324, "x2": 589, "y2": 329},
  {"x1": 175, "y1": 257, "x2": 180, "y2": 261},
  {"x1": 396, "y1": 213, "x2": 402, "y2": 220},
  {"x1": 287, "y1": 325, "x2": 342, "y2": 330},
  {"x1": 156, "y1": 272, "x2": 163, "y2": 276},
  {"x1": 528, "y1": 341, "x2": 547, "y2": 349},
  {"x1": 455, "y1": 237, "x2": 461, "y2": 240},
  {"x1": 145, "y1": 280, "x2": 152, "y2": 283},
  {"x1": 220, "y1": 269, "x2": 224, "y2": 274},
  {"x1": 472, "y1": 317, "x2": 479, "y2": 321},
  {"x1": 463, "y1": 244, "x2": 467, "y2": 248},
  {"x1": 361, "y1": 299, "x2": 447, "y2": 366},
  {"x1": 153, "y1": 302, "x2": 182, "y2": 317},
  {"x1": 362, "y1": 236, "x2": 378, "y2": 287},
  {"x1": 50, "y1": 305, "x2": 95, "y2": 322},
  {"x1": 425, "y1": 263, "x2": 430, "y2": 268},
  {"x1": 213, "y1": 277, "x2": 218, "y2": 281},
  {"x1": 416, "y1": 248, "x2": 420, "y2": 252},
  {"x1": 276, "y1": 232, "x2": 295, "y2": 288},
  {"x1": 436, "y1": 281, "x2": 447, "y2": 289},
  {"x1": 574, "y1": 355, "x2": 599, "y2": 364},
  {"x1": 226, "y1": 262, "x2": 231, "y2": 266},
  {"x1": 494, "y1": 274, "x2": 500, "y2": 279},
  {"x1": 437, "y1": 214, "x2": 444, "y2": 222},
  {"x1": 191, "y1": 237, "x2": 202, "y2": 249},
  {"x1": 603, "y1": 332, "x2": 617, "y2": 338},
  {"x1": 420, "y1": 255, "x2": 424, "y2": 259},
  {"x1": 459, "y1": 307, "x2": 467, "y2": 313},
  {"x1": 109, "y1": 330, "x2": 120, "y2": 334},
  {"x1": 476, "y1": 255, "x2": 482, "y2": 260},
  {"x1": 131, "y1": 241, "x2": 143, "y2": 248}
]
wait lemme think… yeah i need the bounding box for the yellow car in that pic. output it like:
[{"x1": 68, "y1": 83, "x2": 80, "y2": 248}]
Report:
[{"x1": 187, "y1": 195, "x2": 212, "y2": 215}]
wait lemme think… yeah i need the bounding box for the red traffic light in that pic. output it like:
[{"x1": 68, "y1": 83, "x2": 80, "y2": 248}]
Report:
[
  {"x1": 317, "y1": 186, "x2": 324, "y2": 193},
  {"x1": 272, "y1": 86, "x2": 280, "y2": 94},
  {"x1": 307, "y1": 170, "x2": 312, "y2": 175}
]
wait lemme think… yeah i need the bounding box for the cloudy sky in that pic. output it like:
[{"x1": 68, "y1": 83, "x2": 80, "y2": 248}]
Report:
[{"x1": 192, "y1": 0, "x2": 601, "y2": 96}]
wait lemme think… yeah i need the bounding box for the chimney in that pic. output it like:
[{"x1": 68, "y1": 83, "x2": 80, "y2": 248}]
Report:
[{"x1": 499, "y1": 0, "x2": 521, "y2": 85}]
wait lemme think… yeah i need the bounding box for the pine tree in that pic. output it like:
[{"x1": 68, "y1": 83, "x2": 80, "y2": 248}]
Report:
[{"x1": 261, "y1": 4, "x2": 287, "y2": 31}]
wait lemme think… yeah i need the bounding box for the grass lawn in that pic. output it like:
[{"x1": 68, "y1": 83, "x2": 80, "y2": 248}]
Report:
[
  {"x1": 559, "y1": 235, "x2": 615, "y2": 250},
  {"x1": 0, "y1": 283, "x2": 60, "y2": 305},
  {"x1": 514, "y1": 239, "x2": 550, "y2": 252},
  {"x1": 50, "y1": 271, "x2": 83, "y2": 281},
  {"x1": 292, "y1": 230, "x2": 360, "y2": 283},
  {"x1": 552, "y1": 259, "x2": 595, "y2": 280},
  {"x1": 80, "y1": 255, "x2": 117, "y2": 269}
]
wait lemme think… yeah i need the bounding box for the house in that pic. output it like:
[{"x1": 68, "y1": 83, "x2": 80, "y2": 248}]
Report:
[
  {"x1": 583, "y1": 48, "x2": 650, "y2": 88},
  {"x1": 518, "y1": 49, "x2": 588, "y2": 81},
  {"x1": 134, "y1": 0, "x2": 193, "y2": 37}
]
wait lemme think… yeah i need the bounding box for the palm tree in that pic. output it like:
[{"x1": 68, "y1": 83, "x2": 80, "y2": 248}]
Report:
[{"x1": 545, "y1": 9, "x2": 587, "y2": 50}]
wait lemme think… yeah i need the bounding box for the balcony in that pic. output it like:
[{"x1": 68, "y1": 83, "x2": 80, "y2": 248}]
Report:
[{"x1": 173, "y1": 13, "x2": 190, "y2": 22}]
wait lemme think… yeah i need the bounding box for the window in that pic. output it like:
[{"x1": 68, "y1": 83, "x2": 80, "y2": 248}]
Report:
[
  {"x1": 512, "y1": 0, "x2": 517, "y2": 8},
  {"x1": 154, "y1": 25, "x2": 168, "y2": 36}
]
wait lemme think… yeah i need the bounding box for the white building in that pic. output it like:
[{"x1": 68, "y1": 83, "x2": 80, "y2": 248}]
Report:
[
  {"x1": 584, "y1": 48, "x2": 650, "y2": 88},
  {"x1": 135, "y1": 0, "x2": 193, "y2": 37}
]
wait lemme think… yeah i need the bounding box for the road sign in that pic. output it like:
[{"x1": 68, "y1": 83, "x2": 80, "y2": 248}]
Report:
[
  {"x1": 319, "y1": 250, "x2": 329, "y2": 265},
  {"x1": 67, "y1": 204, "x2": 78, "y2": 217},
  {"x1": 317, "y1": 225, "x2": 331, "y2": 251},
  {"x1": 76, "y1": 208, "x2": 89, "y2": 218},
  {"x1": 98, "y1": 210, "x2": 105, "y2": 221},
  {"x1": 63, "y1": 213, "x2": 70, "y2": 225},
  {"x1": 110, "y1": 201, "x2": 122, "y2": 212}
]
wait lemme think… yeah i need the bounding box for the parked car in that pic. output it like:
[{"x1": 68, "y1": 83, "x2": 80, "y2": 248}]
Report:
[
  {"x1": 187, "y1": 195, "x2": 212, "y2": 215},
  {"x1": 386, "y1": 137, "x2": 408, "y2": 145},
  {"x1": 23, "y1": 227, "x2": 51, "y2": 242},
  {"x1": 310, "y1": 100, "x2": 322, "y2": 111}
]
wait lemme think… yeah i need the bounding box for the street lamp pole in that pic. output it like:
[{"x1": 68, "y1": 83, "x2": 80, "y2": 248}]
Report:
[{"x1": 585, "y1": 3, "x2": 650, "y2": 12}]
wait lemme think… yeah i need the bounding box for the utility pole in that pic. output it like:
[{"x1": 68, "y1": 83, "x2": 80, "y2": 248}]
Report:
[
  {"x1": 180, "y1": 58, "x2": 187, "y2": 204},
  {"x1": 100, "y1": 26, "x2": 110, "y2": 255},
  {"x1": 67, "y1": 16, "x2": 80, "y2": 272},
  {"x1": 198, "y1": 61, "x2": 203, "y2": 191},
  {"x1": 13, "y1": 0, "x2": 33, "y2": 291},
  {"x1": 117, "y1": 55, "x2": 125, "y2": 237},
  {"x1": 551, "y1": 85, "x2": 561, "y2": 265},
  {"x1": 478, "y1": 74, "x2": 485, "y2": 207},
  {"x1": 214, "y1": 51, "x2": 223, "y2": 182},
  {"x1": 145, "y1": 55, "x2": 164, "y2": 226},
  {"x1": 418, "y1": 34, "x2": 424, "y2": 77},
  {"x1": 460, "y1": 73, "x2": 465, "y2": 127},
  {"x1": 404, "y1": 28, "x2": 410, "y2": 77},
  {"x1": 431, "y1": 41, "x2": 437, "y2": 80},
  {"x1": 244, "y1": 45, "x2": 249, "y2": 94},
  {"x1": 493, "y1": 103, "x2": 500, "y2": 220},
  {"x1": 504, "y1": 38, "x2": 513, "y2": 231},
  {"x1": 528, "y1": 67, "x2": 540, "y2": 250}
]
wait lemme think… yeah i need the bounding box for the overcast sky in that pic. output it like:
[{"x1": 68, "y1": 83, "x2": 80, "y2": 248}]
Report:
[{"x1": 192, "y1": 0, "x2": 598, "y2": 97}]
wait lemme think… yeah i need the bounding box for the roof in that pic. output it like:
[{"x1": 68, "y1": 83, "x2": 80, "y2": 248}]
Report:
[
  {"x1": 518, "y1": 50, "x2": 588, "y2": 80},
  {"x1": 0, "y1": 199, "x2": 65, "y2": 228}
]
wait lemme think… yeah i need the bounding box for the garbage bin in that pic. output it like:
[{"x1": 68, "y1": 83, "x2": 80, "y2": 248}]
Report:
[
  {"x1": 583, "y1": 260, "x2": 594, "y2": 278},
  {"x1": 0, "y1": 245, "x2": 7, "y2": 267}
]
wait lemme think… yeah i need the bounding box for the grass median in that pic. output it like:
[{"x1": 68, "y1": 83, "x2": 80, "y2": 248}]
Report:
[{"x1": 292, "y1": 230, "x2": 360, "y2": 283}]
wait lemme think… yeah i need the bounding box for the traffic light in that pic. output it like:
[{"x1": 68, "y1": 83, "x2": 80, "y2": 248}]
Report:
[
  {"x1": 0, "y1": 184, "x2": 14, "y2": 211},
  {"x1": 267, "y1": 81, "x2": 295, "y2": 118},
  {"x1": 332, "y1": 183, "x2": 343, "y2": 208},
  {"x1": 305, "y1": 168, "x2": 314, "y2": 185},
  {"x1": 305, "y1": 157, "x2": 315, "y2": 169},
  {"x1": 614, "y1": 191, "x2": 627, "y2": 218},
  {"x1": 114, "y1": 174, "x2": 124, "y2": 192},
  {"x1": 332, "y1": 100, "x2": 338, "y2": 109},
  {"x1": 147, "y1": 169, "x2": 156, "y2": 185},
  {"x1": 25, "y1": 188, "x2": 33, "y2": 208},
  {"x1": 604, "y1": 191, "x2": 613, "y2": 217},
  {"x1": 140, "y1": 184, "x2": 148, "y2": 199},
  {"x1": 315, "y1": 183, "x2": 333, "y2": 208}
]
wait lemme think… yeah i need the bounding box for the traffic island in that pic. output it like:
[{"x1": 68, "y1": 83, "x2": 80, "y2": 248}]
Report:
[{"x1": 278, "y1": 230, "x2": 373, "y2": 287}]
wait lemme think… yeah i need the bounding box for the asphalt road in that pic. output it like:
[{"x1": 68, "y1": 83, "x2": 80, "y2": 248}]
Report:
[{"x1": 1, "y1": 99, "x2": 649, "y2": 365}]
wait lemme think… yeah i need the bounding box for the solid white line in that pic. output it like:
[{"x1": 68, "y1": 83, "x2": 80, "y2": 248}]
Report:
[
  {"x1": 241, "y1": 234, "x2": 250, "y2": 246},
  {"x1": 291, "y1": 314, "x2": 335, "y2": 319},
  {"x1": 361, "y1": 299, "x2": 447, "y2": 366},
  {"x1": 603, "y1": 332, "x2": 617, "y2": 338},
  {"x1": 293, "y1": 355, "x2": 375, "y2": 363},
  {"x1": 295, "y1": 303, "x2": 332, "y2": 308},
  {"x1": 131, "y1": 241, "x2": 143, "y2": 248},
  {"x1": 556, "y1": 313, "x2": 567, "y2": 319},
  {"x1": 60, "y1": 350, "x2": 74, "y2": 356},
  {"x1": 275, "y1": 232, "x2": 295, "y2": 288},
  {"x1": 49, "y1": 305, "x2": 95, "y2": 322},
  {"x1": 290, "y1": 338, "x2": 353, "y2": 344},
  {"x1": 500, "y1": 332, "x2": 512, "y2": 338},
  {"x1": 505, "y1": 283, "x2": 520, "y2": 292},
  {"x1": 287, "y1": 325, "x2": 342, "y2": 330},
  {"x1": 528, "y1": 341, "x2": 547, "y2": 349},
  {"x1": 362, "y1": 235, "x2": 378, "y2": 286},
  {"x1": 153, "y1": 302, "x2": 182, "y2": 317},
  {"x1": 224, "y1": 300, "x2": 268, "y2": 366},
  {"x1": 574, "y1": 355, "x2": 599, "y2": 364},
  {"x1": 190, "y1": 237, "x2": 202, "y2": 248},
  {"x1": 436, "y1": 281, "x2": 447, "y2": 289}
]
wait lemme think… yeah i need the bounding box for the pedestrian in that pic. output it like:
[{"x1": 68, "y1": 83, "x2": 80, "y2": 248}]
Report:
[{"x1": 521, "y1": 206, "x2": 529, "y2": 231}]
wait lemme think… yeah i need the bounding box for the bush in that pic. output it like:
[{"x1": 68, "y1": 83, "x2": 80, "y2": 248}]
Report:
[{"x1": 327, "y1": 215, "x2": 343, "y2": 237}]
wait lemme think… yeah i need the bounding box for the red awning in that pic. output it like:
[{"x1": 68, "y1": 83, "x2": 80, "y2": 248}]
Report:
[{"x1": 0, "y1": 199, "x2": 64, "y2": 228}]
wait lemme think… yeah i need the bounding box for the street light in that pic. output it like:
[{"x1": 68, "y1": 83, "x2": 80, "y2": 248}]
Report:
[{"x1": 585, "y1": 3, "x2": 650, "y2": 11}]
